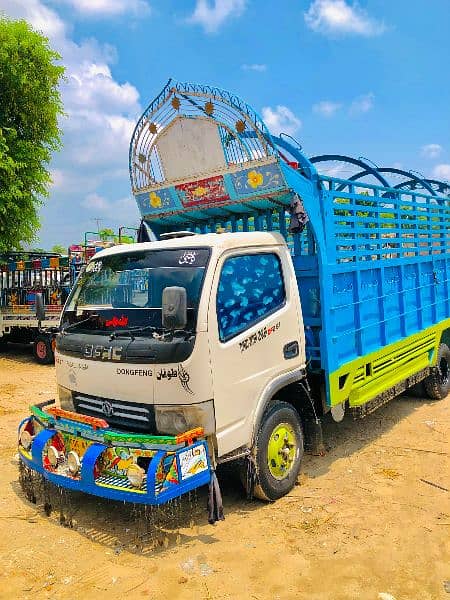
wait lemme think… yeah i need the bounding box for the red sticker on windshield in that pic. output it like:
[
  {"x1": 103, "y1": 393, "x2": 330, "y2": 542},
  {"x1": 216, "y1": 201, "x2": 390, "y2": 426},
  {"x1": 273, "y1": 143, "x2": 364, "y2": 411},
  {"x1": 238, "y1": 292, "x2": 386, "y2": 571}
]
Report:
[{"x1": 105, "y1": 315, "x2": 129, "y2": 327}]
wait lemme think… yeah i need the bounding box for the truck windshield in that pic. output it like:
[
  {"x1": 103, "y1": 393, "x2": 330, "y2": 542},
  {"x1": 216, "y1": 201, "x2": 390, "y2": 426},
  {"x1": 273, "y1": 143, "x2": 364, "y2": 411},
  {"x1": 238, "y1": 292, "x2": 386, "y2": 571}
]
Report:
[{"x1": 64, "y1": 248, "x2": 210, "y2": 331}]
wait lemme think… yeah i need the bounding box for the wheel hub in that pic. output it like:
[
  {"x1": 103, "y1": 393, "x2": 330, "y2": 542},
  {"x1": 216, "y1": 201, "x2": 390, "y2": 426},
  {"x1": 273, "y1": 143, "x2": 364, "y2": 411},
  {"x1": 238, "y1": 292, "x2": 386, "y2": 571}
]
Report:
[
  {"x1": 267, "y1": 423, "x2": 297, "y2": 480},
  {"x1": 36, "y1": 341, "x2": 47, "y2": 359}
]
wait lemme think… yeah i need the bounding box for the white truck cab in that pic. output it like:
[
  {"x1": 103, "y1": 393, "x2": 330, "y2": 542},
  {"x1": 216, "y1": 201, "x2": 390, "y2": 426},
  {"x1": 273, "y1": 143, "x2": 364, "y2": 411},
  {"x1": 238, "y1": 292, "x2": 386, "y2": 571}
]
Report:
[{"x1": 56, "y1": 231, "x2": 307, "y2": 500}]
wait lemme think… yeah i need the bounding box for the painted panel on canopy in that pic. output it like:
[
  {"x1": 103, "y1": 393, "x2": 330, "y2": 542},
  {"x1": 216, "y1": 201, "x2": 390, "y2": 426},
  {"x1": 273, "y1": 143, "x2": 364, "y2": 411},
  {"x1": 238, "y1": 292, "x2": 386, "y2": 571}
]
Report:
[
  {"x1": 230, "y1": 162, "x2": 286, "y2": 197},
  {"x1": 135, "y1": 187, "x2": 182, "y2": 216},
  {"x1": 175, "y1": 175, "x2": 229, "y2": 208}
]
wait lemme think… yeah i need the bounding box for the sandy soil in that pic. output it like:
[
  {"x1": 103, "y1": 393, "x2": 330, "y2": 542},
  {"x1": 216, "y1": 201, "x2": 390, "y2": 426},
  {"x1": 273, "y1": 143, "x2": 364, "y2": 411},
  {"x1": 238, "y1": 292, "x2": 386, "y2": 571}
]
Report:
[{"x1": 0, "y1": 345, "x2": 449, "y2": 600}]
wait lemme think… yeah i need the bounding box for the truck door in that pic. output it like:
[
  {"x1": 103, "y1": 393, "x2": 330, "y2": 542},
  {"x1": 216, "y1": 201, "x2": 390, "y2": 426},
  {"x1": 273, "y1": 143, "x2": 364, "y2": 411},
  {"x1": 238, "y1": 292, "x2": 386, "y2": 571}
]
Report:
[{"x1": 208, "y1": 249, "x2": 305, "y2": 457}]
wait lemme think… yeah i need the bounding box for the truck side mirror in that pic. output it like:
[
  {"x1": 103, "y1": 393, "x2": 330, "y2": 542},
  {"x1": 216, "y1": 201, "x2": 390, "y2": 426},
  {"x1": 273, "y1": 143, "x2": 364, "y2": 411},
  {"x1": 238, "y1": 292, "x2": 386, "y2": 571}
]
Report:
[
  {"x1": 35, "y1": 292, "x2": 45, "y2": 322},
  {"x1": 162, "y1": 286, "x2": 187, "y2": 330}
]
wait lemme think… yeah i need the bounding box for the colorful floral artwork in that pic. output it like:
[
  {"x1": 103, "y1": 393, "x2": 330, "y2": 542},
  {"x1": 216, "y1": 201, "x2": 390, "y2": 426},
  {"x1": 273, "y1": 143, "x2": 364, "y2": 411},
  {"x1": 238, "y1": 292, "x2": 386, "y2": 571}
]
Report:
[
  {"x1": 176, "y1": 175, "x2": 229, "y2": 207},
  {"x1": 135, "y1": 187, "x2": 180, "y2": 215},
  {"x1": 247, "y1": 170, "x2": 264, "y2": 189},
  {"x1": 149, "y1": 191, "x2": 162, "y2": 208},
  {"x1": 231, "y1": 162, "x2": 285, "y2": 196}
]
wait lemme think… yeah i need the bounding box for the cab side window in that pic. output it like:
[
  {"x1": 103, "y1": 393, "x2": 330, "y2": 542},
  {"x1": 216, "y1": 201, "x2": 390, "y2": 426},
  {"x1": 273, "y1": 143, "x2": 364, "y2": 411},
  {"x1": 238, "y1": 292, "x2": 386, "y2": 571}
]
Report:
[{"x1": 216, "y1": 253, "x2": 285, "y2": 342}]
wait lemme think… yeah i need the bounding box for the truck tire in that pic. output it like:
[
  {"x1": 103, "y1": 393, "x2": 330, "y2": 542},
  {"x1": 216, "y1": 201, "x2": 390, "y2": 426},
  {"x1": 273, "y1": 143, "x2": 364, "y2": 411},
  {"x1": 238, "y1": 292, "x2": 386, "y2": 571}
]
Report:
[
  {"x1": 424, "y1": 343, "x2": 450, "y2": 400},
  {"x1": 253, "y1": 401, "x2": 304, "y2": 501},
  {"x1": 33, "y1": 334, "x2": 54, "y2": 365}
]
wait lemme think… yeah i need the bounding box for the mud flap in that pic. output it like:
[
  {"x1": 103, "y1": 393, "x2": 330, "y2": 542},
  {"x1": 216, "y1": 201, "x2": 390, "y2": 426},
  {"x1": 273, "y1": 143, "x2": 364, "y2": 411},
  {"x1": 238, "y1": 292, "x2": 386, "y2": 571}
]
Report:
[
  {"x1": 207, "y1": 470, "x2": 225, "y2": 524},
  {"x1": 303, "y1": 417, "x2": 325, "y2": 456}
]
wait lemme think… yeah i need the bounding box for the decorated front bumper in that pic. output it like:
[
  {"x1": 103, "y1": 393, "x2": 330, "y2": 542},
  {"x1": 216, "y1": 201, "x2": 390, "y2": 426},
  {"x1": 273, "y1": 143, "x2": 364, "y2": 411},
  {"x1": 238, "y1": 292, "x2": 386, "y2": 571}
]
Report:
[{"x1": 18, "y1": 400, "x2": 211, "y2": 504}]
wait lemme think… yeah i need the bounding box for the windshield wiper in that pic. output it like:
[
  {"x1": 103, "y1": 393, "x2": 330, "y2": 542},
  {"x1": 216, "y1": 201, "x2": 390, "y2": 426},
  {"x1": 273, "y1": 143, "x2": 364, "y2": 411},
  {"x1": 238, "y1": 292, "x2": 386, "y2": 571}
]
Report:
[
  {"x1": 109, "y1": 324, "x2": 162, "y2": 340},
  {"x1": 61, "y1": 313, "x2": 99, "y2": 333},
  {"x1": 110, "y1": 325, "x2": 195, "y2": 340}
]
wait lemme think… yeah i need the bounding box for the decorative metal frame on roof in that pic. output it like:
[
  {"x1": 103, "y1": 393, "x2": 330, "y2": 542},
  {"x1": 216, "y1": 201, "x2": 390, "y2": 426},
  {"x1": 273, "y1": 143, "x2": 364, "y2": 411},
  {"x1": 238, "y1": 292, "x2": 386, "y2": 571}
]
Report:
[
  {"x1": 310, "y1": 153, "x2": 449, "y2": 200},
  {"x1": 129, "y1": 79, "x2": 278, "y2": 193}
]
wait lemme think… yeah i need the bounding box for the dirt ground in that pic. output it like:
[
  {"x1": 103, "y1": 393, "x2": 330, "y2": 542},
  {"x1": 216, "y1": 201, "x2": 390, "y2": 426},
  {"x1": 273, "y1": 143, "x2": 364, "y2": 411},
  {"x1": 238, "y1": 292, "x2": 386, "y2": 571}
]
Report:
[{"x1": 0, "y1": 346, "x2": 449, "y2": 600}]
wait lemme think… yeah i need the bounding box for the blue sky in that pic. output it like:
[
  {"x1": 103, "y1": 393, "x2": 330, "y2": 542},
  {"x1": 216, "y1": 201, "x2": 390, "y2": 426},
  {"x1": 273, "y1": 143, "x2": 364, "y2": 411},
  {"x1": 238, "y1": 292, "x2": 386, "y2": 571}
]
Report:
[{"x1": 2, "y1": 0, "x2": 449, "y2": 249}]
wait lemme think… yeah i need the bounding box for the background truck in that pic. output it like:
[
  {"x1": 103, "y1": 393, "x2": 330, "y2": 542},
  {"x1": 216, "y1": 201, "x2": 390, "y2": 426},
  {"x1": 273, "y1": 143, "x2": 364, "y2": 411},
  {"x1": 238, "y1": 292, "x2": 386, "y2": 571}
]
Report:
[
  {"x1": 0, "y1": 234, "x2": 129, "y2": 364},
  {"x1": 18, "y1": 80, "x2": 450, "y2": 509},
  {"x1": 0, "y1": 252, "x2": 72, "y2": 363}
]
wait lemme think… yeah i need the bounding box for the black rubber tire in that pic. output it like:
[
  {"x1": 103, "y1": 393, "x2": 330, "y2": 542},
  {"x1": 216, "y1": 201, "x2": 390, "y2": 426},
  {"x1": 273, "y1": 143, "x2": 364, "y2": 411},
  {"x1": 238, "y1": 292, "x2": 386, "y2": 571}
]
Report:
[
  {"x1": 424, "y1": 343, "x2": 450, "y2": 400},
  {"x1": 0, "y1": 338, "x2": 8, "y2": 352},
  {"x1": 32, "y1": 334, "x2": 54, "y2": 365},
  {"x1": 253, "y1": 401, "x2": 304, "y2": 502}
]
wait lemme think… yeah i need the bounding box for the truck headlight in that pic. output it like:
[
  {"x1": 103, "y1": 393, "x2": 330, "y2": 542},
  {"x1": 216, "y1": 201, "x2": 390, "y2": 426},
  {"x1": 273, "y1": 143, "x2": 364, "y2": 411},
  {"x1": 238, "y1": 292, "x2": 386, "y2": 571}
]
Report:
[
  {"x1": 155, "y1": 400, "x2": 215, "y2": 436},
  {"x1": 58, "y1": 385, "x2": 74, "y2": 411},
  {"x1": 127, "y1": 464, "x2": 145, "y2": 488},
  {"x1": 67, "y1": 450, "x2": 81, "y2": 475},
  {"x1": 47, "y1": 445, "x2": 60, "y2": 467},
  {"x1": 20, "y1": 429, "x2": 33, "y2": 450}
]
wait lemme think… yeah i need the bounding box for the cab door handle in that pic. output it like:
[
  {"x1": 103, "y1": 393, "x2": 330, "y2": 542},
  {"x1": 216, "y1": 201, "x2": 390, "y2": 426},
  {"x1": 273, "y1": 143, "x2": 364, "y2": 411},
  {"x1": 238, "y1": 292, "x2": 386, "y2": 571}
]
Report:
[{"x1": 283, "y1": 341, "x2": 299, "y2": 359}]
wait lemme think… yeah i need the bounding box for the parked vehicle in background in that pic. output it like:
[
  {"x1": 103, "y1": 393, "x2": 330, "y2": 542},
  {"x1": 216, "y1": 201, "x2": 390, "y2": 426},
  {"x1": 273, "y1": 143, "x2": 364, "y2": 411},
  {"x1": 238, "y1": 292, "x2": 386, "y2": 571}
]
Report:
[
  {"x1": 0, "y1": 252, "x2": 71, "y2": 363},
  {"x1": 1, "y1": 232, "x2": 135, "y2": 364}
]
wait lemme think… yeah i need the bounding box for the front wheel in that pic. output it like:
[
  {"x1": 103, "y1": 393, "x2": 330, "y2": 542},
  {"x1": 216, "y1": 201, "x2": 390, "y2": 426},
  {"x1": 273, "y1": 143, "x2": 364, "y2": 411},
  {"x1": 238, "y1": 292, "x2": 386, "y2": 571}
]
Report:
[
  {"x1": 424, "y1": 343, "x2": 450, "y2": 400},
  {"x1": 33, "y1": 334, "x2": 54, "y2": 365},
  {"x1": 253, "y1": 401, "x2": 304, "y2": 501}
]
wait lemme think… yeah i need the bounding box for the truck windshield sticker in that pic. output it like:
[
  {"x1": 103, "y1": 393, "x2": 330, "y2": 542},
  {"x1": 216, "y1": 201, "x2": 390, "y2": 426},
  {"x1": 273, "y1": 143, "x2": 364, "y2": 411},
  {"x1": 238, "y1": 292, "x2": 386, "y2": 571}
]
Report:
[
  {"x1": 105, "y1": 315, "x2": 128, "y2": 327},
  {"x1": 178, "y1": 250, "x2": 197, "y2": 265},
  {"x1": 217, "y1": 253, "x2": 285, "y2": 342}
]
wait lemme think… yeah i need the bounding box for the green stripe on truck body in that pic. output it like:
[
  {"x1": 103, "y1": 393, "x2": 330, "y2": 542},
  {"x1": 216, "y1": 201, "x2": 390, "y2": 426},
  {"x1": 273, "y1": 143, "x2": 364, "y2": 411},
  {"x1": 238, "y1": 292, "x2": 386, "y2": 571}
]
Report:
[{"x1": 328, "y1": 318, "x2": 450, "y2": 407}]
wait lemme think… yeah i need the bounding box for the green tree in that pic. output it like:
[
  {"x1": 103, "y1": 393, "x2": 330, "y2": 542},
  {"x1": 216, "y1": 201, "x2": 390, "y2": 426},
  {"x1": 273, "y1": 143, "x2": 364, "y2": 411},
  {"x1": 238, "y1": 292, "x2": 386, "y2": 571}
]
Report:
[
  {"x1": 119, "y1": 235, "x2": 134, "y2": 244},
  {"x1": 0, "y1": 18, "x2": 65, "y2": 252},
  {"x1": 98, "y1": 228, "x2": 115, "y2": 241},
  {"x1": 51, "y1": 244, "x2": 66, "y2": 254}
]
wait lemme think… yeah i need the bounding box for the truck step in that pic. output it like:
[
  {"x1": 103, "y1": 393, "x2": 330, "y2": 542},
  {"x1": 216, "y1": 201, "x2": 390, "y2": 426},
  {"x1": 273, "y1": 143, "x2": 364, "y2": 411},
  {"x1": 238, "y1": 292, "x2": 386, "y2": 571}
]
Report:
[{"x1": 351, "y1": 367, "x2": 430, "y2": 419}]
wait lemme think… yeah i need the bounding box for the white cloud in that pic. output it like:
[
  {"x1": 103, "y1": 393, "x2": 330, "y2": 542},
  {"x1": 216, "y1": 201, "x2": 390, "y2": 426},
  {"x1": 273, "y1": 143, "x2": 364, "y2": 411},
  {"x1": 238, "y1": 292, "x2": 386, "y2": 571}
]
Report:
[
  {"x1": 421, "y1": 144, "x2": 443, "y2": 159},
  {"x1": 188, "y1": 0, "x2": 246, "y2": 33},
  {"x1": 82, "y1": 192, "x2": 109, "y2": 211},
  {"x1": 261, "y1": 106, "x2": 302, "y2": 136},
  {"x1": 82, "y1": 192, "x2": 136, "y2": 214},
  {"x1": 57, "y1": 0, "x2": 151, "y2": 17},
  {"x1": 242, "y1": 63, "x2": 267, "y2": 72},
  {"x1": 313, "y1": 100, "x2": 342, "y2": 117},
  {"x1": 349, "y1": 92, "x2": 374, "y2": 114},
  {"x1": 64, "y1": 62, "x2": 139, "y2": 116},
  {"x1": 0, "y1": 0, "x2": 66, "y2": 38},
  {"x1": 304, "y1": 0, "x2": 386, "y2": 37},
  {"x1": 1, "y1": 0, "x2": 142, "y2": 246},
  {"x1": 432, "y1": 164, "x2": 450, "y2": 180}
]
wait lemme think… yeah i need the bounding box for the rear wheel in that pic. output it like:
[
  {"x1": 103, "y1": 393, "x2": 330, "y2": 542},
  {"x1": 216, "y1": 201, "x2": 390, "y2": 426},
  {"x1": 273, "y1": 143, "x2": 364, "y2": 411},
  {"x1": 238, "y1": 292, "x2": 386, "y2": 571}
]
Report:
[
  {"x1": 33, "y1": 334, "x2": 54, "y2": 365},
  {"x1": 424, "y1": 343, "x2": 450, "y2": 400},
  {"x1": 253, "y1": 401, "x2": 304, "y2": 501}
]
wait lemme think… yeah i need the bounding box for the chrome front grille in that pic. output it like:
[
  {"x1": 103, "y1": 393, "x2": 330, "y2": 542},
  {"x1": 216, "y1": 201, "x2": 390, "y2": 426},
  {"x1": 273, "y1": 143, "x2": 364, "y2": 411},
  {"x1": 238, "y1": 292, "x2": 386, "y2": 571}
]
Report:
[{"x1": 73, "y1": 394, "x2": 155, "y2": 432}]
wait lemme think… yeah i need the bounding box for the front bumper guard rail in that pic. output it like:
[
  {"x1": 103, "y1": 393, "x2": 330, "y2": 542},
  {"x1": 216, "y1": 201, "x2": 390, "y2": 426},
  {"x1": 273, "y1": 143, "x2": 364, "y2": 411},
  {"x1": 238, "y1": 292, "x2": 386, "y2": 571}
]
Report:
[{"x1": 18, "y1": 402, "x2": 212, "y2": 505}]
